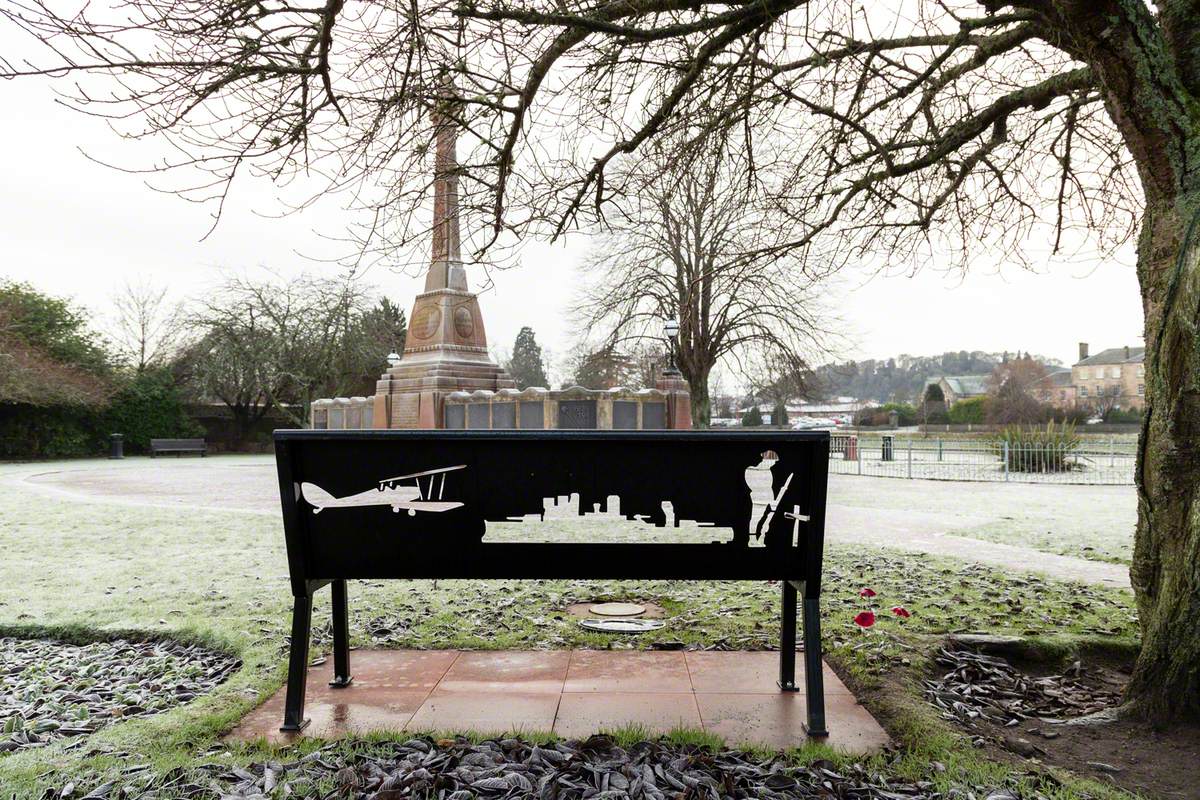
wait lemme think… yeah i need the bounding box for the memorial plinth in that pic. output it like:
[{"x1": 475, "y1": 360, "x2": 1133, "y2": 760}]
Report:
[
  {"x1": 310, "y1": 82, "x2": 690, "y2": 432},
  {"x1": 371, "y1": 84, "x2": 515, "y2": 429}
]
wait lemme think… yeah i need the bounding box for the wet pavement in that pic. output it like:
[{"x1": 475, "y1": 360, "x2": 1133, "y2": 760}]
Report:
[{"x1": 228, "y1": 649, "x2": 888, "y2": 753}]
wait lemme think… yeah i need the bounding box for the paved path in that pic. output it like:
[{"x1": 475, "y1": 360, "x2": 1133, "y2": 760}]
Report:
[
  {"x1": 3, "y1": 456, "x2": 1132, "y2": 589},
  {"x1": 230, "y1": 649, "x2": 887, "y2": 754},
  {"x1": 825, "y1": 505, "x2": 1129, "y2": 588}
]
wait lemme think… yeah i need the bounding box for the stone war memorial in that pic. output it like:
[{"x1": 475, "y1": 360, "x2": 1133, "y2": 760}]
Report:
[{"x1": 309, "y1": 92, "x2": 691, "y2": 432}]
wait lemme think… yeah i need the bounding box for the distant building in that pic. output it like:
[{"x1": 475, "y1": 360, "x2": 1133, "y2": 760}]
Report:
[
  {"x1": 739, "y1": 397, "x2": 865, "y2": 425},
  {"x1": 1031, "y1": 368, "x2": 1076, "y2": 408},
  {"x1": 927, "y1": 375, "x2": 988, "y2": 405},
  {"x1": 1072, "y1": 343, "x2": 1145, "y2": 410}
]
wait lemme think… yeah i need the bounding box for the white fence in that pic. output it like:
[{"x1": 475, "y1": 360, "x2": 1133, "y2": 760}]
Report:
[{"x1": 829, "y1": 435, "x2": 1135, "y2": 485}]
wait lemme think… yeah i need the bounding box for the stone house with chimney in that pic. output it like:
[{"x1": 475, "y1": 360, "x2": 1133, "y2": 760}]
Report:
[{"x1": 1072, "y1": 342, "x2": 1146, "y2": 410}]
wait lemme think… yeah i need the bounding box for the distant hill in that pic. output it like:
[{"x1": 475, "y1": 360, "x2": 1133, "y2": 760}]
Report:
[{"x1": 811, "y1": 351, "x2": 1062, "y2": 404}]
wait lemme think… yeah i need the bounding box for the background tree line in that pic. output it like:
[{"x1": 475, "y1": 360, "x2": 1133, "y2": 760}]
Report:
[
  {"x1": 0, "y1": 276, "x2": 407, "y2": 457},
  {"x1": 814, "y1": 351, "x2": 1062, "y2": 405}
]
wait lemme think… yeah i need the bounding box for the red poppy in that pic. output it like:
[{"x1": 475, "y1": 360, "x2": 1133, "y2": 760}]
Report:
[
  {"x1": 853, "y1": 610, "x2": 876, "y2": 628},
  {"x1": 859, "y1": 588, "x2": 877, "y2": 598},
  {"x1": 891, "y1": 606, "x2": 911, "y2": 618}
]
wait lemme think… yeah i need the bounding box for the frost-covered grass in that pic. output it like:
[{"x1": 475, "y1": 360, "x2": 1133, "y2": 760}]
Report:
[
  {"x1": 828, "y1": 474, "x2": 1136, "y2": 564},
  {"x1": 0, "y1": 457, "x2": 1138, "y2": 799}
]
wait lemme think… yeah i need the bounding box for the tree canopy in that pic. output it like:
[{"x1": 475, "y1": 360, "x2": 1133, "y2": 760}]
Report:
[{"x1": 0, "y1": 282, "x2": 112, "y2": 408}]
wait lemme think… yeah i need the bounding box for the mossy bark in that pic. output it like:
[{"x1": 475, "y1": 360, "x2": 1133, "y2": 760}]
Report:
[
  {"x1": 1127, "y1": 194, "x2": 1200, "y2": 722},
  {"x1": 1027, "y1": 0, "x2": 1200, "y2": 721},
  {"x1": 1095, "y1": 6, "x2": 1200, "y2": 722}
]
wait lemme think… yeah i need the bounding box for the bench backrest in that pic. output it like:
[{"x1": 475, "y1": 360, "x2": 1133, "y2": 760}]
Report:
[
  {"x1": 150, "y1": 439, "x2": 206, "y2": 448},
  {"x1": 273, "y1": 430, "x2": 829, "y2": 594}
]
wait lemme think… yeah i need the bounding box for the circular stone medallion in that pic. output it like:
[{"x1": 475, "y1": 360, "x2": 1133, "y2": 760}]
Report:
[
  {"x1": 588, "y1": 602, "x2": 646, "y2": 617},
  {"x1": 411, "y1": 305, "x2": 442, "y2": 339},
  {"x1": 453, "y1": 306, "x2": 475, "y2": 339}
]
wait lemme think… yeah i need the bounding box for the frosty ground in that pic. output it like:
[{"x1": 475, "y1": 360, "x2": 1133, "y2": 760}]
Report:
[{"x1": 0, "y1": 456, "x2": 1140, "y2": 798}]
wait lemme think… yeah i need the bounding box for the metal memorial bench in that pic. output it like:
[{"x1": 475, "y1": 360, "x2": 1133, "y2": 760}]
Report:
[
  {"x1": 149, "y1": 438, "x2": 207, "y2": 457},
  {"x1": 272, "y1": 429, "x2": 831, "y2": 737}
]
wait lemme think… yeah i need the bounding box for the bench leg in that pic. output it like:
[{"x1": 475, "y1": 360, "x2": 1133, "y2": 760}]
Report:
[
  {"x1": 778, "y1": 581, "x2": 798, "y2": 692},
  {"x1": 329, "y1": 579, "x2": 353, "y2": 688},
  {"x1": 802, "y1": 595, "x2": 828, "y2": 737},
  {"x1": 281, "y1": 594, "x2": 313, "y2": 732}
]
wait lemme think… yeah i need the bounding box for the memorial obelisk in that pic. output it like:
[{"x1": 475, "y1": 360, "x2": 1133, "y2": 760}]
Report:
[{"x1": 373, "y1": 86, "x2": 515, "y2": 429}]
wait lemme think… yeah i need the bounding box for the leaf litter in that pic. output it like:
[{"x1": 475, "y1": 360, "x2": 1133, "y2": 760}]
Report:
[
  {"x1": 40, "y1": 734, "x2": 1059, "y2": 800},
  {"x1": 924, "y1": 646, "x2": 1123, "y2": 728},
  {"x1": 1, "y1": 637, "x2": 240, "y2": 754}
]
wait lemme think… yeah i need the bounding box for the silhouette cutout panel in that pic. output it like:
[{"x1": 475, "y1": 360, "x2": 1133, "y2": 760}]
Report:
[{"x1": 276, "y1": 430, "x2": 829, "y2": 584}]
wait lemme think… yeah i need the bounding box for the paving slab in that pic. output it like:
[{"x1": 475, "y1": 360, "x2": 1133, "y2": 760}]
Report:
[
  {"x1": 684, "y1": 650, "x2": 849, "y2": 695},
  {"x1": 554, "y1": 692, "x2": 702, "y2": 739},
  {"x1": 564, "y1": 650, "x2": 692, "y2": 693},
  {"x1": 227, "y1": 650, "x2": 888, "y2": 753}
]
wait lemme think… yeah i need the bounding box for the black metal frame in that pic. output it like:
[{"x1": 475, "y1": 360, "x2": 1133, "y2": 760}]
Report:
[{"x1": 273, "y1": 429, "x2": 830, "y2": 737}]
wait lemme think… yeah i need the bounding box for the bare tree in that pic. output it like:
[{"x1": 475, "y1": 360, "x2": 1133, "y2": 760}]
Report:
[
  {"x1": 574, "y1": 140, "x2": 834, "y2": 426},
  {"x1": 5, "y1": 0, "x2": 1200, "y2": 720},
  {"x1": 111, "y1": 279, "x2": 186, "y2": 372},
  {"x1": 1089, "y1": 384, "x2": 1124, "y2": 419},
  {"x1": 748, "y1": 350, "x2": 814, "y2": 428},
  {"x1": 986, "y1": 355, "x2": 1049, "y2": 395},
  {"x1": 179, "y1": 330, "x2": 274, "y2": 445},
  {"x1": 187, "y1": 273, "x2": 383, "y2": 430},
  {"x1": 561, "y1": 342, "x2": 638, "y2": 390}
]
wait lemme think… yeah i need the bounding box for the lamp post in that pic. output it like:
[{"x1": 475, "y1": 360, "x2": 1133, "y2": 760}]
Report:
[{"x1": 663, "y1": 318, "x2": 681, "y2": 377}]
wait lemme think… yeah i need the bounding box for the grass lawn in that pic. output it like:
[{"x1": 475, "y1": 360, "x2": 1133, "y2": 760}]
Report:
[
  {"x1": 828, "y1": 474, "x2": 1136, "y2": 565},
  {"x1": 0, "y1": 459, "x2": 1140, "y2": 799}
]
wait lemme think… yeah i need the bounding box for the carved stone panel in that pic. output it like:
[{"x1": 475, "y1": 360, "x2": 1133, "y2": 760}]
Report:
[
  {"x1": 392, "y1": 394, "x2": 421, "y2": 429},
  {"x1": 492, "y1": 402, "x2": 516, "y2": 429},
  {"x1": 613, "y1": 401, "x2": 638, "y2": 430},
  {"x1": 519, "y1": 401, "x2": 545, "y2": 429},
  {"x1": 467, "y1": 403, "x2": 491, "y2": 429},
  {"x1": 445, "y1": 404, "x2": 465, "y2": 429},
  {"x1": 558, "y1": 399, "x2": 597, "y2": 429},
  {"x1": 642, "y1": 402, "x2": 666, "y2": 429}
]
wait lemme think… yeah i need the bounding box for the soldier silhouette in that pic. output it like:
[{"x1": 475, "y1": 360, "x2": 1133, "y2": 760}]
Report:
[{"x1": 744, "y1": 452, "x2": 794, "y2": 547}]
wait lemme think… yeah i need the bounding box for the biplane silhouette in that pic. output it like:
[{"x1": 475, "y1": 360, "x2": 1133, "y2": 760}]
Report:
[{"x1": 300, "y1": 465, "x2": 467, "y2": 516}]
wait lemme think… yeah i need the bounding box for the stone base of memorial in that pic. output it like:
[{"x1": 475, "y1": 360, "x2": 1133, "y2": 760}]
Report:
[{"x1": 442, "y1": 386, "x2": 677, "y2": 430}]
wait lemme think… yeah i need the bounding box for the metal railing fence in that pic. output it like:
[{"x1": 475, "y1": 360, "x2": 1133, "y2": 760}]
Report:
[{"x1": 828, "y1": 435, "x2": 1135, "y2": 485}]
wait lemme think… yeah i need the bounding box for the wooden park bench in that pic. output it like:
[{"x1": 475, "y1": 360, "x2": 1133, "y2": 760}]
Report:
[
  {"x1": 272, "y1": 429, "x2": 831, "y2": 737},
  {"x1": 149, "y1": 438, "x2": 207, "y2": 457}
]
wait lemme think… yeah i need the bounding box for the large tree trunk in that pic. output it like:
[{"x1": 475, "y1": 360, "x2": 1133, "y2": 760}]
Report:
[
  {"x1": 687, "y1": 365, "x2": 712, "y2": 428},
  {"x1": 1040, "y1": 0, "x2": 1200, "y2": 722},
  {"x1": 1126, "y1": 192, "x2": 1200, "y2": 722}
]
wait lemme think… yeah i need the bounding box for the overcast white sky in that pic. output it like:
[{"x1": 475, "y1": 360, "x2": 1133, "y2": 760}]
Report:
[{"x1": 2, "y1": 51, "x2": 1144, "y2": 377}]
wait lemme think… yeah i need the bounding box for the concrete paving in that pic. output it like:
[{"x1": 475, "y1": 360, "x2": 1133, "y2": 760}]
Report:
[
  {"x1": 6, "y1": 455, "x2": 1133, "y2": 588},
  {"x1": 228, "y1": 649, "x2": 888, "y2": 753}
]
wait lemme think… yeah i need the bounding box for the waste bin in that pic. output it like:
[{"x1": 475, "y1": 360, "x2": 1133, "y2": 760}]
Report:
[
  {"x1": 109, "y1": 433, "x2": 124, "y2": 460},
  {"x1": 881, "y1": 434, "x2": 894, "y2": 462}
]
